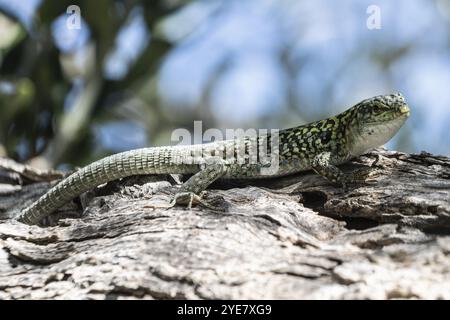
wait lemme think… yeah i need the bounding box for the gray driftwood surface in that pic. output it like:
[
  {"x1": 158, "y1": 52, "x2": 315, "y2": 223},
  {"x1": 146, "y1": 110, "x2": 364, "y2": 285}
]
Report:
[{"x1": 0, "y1": 148, "x2": 449, "y2": 299}]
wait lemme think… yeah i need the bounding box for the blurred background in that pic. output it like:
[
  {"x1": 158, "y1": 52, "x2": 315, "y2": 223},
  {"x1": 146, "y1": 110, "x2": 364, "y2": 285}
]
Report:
[{"x1": 0, "y1": 0, "x2": 449, "y2": 170}]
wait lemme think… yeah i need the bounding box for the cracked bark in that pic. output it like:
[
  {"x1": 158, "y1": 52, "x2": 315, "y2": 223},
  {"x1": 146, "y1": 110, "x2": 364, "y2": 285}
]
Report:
[{"x1": 0, "y1": 148, "x2": 449, "y2": 299}]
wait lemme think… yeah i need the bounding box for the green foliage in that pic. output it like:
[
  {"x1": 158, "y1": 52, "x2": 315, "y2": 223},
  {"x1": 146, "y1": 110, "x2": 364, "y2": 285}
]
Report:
[{"x1": 0, "y1": 0, "x2": 181, "y2": 167}]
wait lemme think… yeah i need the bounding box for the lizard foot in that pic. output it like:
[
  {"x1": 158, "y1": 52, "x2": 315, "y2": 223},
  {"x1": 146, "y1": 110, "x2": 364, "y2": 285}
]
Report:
[
  {"x1": 144, "y1": 191, "x2": 225, "y2": 211},
  {"x1": 171, "y1": 191, "x2": 225, "y2": 211},
  {"x1": 342, "y1": 168, "x2": 381, "y2": 190}
]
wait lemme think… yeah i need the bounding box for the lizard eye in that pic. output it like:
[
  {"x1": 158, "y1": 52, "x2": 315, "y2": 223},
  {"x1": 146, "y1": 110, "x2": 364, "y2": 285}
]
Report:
[
  {"x1": 371, "y1": 105, "x2": 380, "y2": 113},
  {"x1": 372, "y1": 103, "x2": 387, "y2": 113}
]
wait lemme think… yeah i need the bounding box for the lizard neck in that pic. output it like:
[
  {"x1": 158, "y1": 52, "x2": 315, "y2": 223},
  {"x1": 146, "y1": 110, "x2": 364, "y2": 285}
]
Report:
[{"x1": 346, "y1": 116, "x2": 408, "y2": 157}]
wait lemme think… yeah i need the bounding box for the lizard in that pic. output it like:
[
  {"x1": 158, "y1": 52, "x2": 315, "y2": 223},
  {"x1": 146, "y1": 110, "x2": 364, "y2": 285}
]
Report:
[{"x1": 17, "y1": 93, "x2": 410, "y2": 225}]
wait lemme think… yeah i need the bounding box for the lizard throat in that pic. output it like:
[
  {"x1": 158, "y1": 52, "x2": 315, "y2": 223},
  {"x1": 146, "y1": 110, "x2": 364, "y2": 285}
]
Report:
[{"x1": 348, "y1": 116, "x2": 408, "y2": 156}]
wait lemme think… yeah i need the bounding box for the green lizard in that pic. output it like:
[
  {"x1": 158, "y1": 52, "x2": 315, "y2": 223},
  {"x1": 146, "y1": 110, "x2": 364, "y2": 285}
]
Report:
[{"x1": 18, "y1": 93, "x2": 410, "y2": 225}]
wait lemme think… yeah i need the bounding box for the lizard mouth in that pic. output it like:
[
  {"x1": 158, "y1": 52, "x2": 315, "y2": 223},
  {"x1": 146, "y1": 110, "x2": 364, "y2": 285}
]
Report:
[
  {"x1": 365, "y1": 112, "x2": 410, "y2": 137},
  {"x1": 367, "y1": 115, "x2": 408, "y2": 126},
  {"x1": 399, "y1": 105, "x2": 410, "y2": 117},
  {"x1": 366, "y1": 106, "x2": 410, "y2": 126}
]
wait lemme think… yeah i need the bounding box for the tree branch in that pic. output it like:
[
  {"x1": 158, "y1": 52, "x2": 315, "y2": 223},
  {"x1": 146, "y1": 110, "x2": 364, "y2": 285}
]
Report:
[{"x1": 0, "y1": 148, "x2": 449, "y2": 299}]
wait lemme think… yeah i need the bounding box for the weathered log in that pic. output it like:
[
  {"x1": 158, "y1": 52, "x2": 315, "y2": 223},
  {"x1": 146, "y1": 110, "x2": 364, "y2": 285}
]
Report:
[{"x1": 0, "y1": 148, "x2": 449, "y2": 299}]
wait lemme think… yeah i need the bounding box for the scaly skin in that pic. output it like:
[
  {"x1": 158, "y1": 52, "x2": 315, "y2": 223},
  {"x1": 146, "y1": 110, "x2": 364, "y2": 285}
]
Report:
[{"x1": 18, "y1": 93, "x2": 410, "y2": 225}]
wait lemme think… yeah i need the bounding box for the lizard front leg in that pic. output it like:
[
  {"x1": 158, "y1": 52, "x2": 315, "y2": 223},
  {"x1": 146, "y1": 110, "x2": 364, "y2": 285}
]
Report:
[
  {"x1": 311, "y1": 152, "x2": 373, "y2": 188},
  {"x1": 311, "y1": 152, "x2": 347, "y2": 186}
]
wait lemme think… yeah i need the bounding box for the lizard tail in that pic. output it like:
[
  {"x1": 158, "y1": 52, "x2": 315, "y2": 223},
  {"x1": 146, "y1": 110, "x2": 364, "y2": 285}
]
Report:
[{"x1": 18, "y1": 147, "x2": 195, "y2": 225}]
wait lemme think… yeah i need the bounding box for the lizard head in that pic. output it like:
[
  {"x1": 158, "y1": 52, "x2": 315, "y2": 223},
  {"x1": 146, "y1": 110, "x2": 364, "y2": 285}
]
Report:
[{"x1": 347, "y1": 93, "x2": 410, "y2": 156}]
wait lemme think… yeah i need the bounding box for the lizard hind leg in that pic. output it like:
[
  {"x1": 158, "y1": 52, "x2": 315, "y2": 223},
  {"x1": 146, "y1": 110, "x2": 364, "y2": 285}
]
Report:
[
  {"x1": 175, "y1": 160, "x2": 228, "y2": 210},
  {"x1": 146, "y1": 160, "x2": 228, "y2": 211}
]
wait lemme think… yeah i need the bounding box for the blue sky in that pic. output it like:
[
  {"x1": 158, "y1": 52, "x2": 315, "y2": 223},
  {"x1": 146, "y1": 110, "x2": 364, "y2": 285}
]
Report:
[{"x1": 157, "y1": 0, "x2": 450, "y2": 155}]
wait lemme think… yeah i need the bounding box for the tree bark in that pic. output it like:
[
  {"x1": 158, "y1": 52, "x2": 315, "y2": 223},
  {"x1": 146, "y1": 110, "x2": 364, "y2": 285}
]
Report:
[{"x1": 0, "y1": 148, "x2": 449, "y2": 299}]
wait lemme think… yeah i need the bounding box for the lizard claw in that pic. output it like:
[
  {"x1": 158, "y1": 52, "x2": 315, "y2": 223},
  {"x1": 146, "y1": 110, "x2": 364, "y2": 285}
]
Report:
[
  {"x1": 352, "y1": 168, "x2": 381, "y2": 181},
  {"x1": 341, "y1": 168, "x2": 380, "y2": 190},
  {"x1": 169, "y1": 191, "x2": 199, "y2": 209},
  {"x1": 144, "y1": 191, "x2": 225, "y2": 212},
  {"x1": 172, "y1": 191, "x2": 225, "y2": 211}
]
